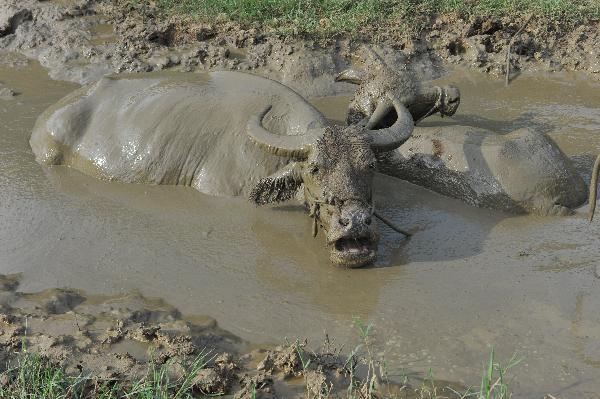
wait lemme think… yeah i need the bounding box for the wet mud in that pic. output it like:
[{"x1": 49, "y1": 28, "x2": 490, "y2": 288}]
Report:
[
  {"x1": 422, "y1": 14, "x2": 600, "y2": 77},
  {"x1": 1, "y1": 273, "x2": 429, "y2": 398},
  {"x1": 2, "y1": 55, "x2": 600, "y2": 397},
  {"x1": 95, "y1": 1, "x2": 600, "y2": 85},
  {"x1": 0, "y1": 273, "x2": 242, "y2": 382},
  {"x1": 0, "y1": 0, "x2": 471, "y2": 99},
  {"x1": 1, "y1": 3, "x2": 600, "y2": 397}
]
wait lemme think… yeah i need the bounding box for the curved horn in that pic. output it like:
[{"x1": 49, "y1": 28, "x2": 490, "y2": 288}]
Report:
[
  {"x1": 247, "y1": 106, "x2": 313, "y2": 159},
  {"x1": 589, "y1": 154, "x2": 600, "y2": 222},
  {"x1": 365, "y1": 98, "x2": 394, "y2": 130},
  {"x1": 368, "y1": 95, "x2": 414, "y2": 153}
]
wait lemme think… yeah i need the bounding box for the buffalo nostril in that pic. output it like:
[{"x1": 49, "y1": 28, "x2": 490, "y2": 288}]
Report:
[
  {"x1": 365, "y1": 217, "x2": 372, "y2": 225},
  {"x1": 339, "y1": 218, "x2": 349, "y2": 227}
]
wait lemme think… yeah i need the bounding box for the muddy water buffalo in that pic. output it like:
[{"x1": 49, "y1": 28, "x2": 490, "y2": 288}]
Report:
[
  {"x1": 337, "y1": 49, "x2": 589, "y2": 216},
  {"x1": 30, "y1": 71, "x2": 416, "y2": 267},
  {"x1": 335, "y1": 46, "x2": 461, "y2": 126},
  {"x1": 378, "y1": 127, "x2": 588, "y2": 215}
]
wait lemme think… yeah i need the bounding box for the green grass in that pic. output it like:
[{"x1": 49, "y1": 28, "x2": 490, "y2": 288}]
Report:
[
  {"x1": 0, "y1": 320, "x2": 522, "y2": 399},
  {"x1": 0, "y1": 349, "x2": 213, "y2": 399},
  {"x1": 0, "y1": 346, "x2": 522, "y2": 399},
  {"x1": 128, "y1": 0, "x2": 600, "y2": 38}
]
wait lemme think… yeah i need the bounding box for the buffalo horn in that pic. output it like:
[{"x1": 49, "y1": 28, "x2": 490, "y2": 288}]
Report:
[
  {"x1": 246, "y1": 105, "x2": 313, "y2": 158},
  {"x1": 367, "y1": 95, "x2": 415, "y2": 153}
]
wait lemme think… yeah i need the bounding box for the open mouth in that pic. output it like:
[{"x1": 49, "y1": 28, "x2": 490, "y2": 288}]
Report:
[
  {"x1": 331, "y1": 236, "x2": 376, "y2": 267},
  {"x1": 334, "y1": 237, "x2": 373, "y2": 253}
]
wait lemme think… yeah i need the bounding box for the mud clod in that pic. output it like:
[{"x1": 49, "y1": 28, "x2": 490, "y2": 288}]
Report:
[
  {"x1": 257, "y1": 344, "x2": 303, "y2": 377},
  {"x1": 193, "y1": 358, "x2": 236, "y2": 396},
  {"x1": 0, "y1": 8, "x2": 32, "y2": 38},
  {"x1": 0, "y1": 86, "x2": 16, "y2": 99},
  {"x1": 235, "y1": 372, "x2": 276, "y2": 399}
]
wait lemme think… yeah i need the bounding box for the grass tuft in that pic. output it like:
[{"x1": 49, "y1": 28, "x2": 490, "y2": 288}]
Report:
[{"x1": 0, "y1": 349, "x2": 213, "y2": 399}]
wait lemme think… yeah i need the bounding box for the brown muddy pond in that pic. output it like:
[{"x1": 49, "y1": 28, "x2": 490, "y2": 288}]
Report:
[{"x1": 1, "y1": 60, "x2": 600, "y2": 397}]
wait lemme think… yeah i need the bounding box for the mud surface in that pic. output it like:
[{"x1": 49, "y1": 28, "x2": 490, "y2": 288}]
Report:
[
  {"x1": 0, "y1": 0, "x2": 450, "y2": 98},
  {"x1": 0, "y1": 0, "x2": 363, "y2": 96},
  {"x1": 1, "y1": 0, "x2": 599, "y2": 105},
  {"x1": 1, "y1": 273, "x2": 413, "y2": 398},
  {"x1": 91, "y1": 1, "x2": 600, "y2": 82},
  {"x1": 0, "y1": 273, "x2": 243, "y2": 382},
  {"x1": 422, "y1": 14, "x2": 600, "y2": 77},
  {"x1": 2, "y1": 55, "x2": 600, "y2": 397}
]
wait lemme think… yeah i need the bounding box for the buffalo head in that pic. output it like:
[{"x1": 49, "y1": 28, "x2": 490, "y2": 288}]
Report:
[
  {"x1": 247, "y1": 96, "x2": 414, "y2": 267},
  {"x1": 335, "y1": 46, "x2": 461, "y2": 126}
]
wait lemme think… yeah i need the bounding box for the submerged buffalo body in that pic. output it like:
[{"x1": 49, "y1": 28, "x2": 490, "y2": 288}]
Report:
[
  {"x1": 379, "y1": 126, "x2": 588, "y2": 215},
  {"x1": 31, "y1": 72, "x2": 308, "y2": 195},
  {"x1": 337, "y1": 47, "x2": 589, "y2": 216},
  {"x1": 31, "y1": 71, "x2": 416, "y2": 267}
]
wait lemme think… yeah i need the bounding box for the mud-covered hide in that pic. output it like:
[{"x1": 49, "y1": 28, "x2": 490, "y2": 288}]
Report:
[
  {"x1": 30, "y1": 71, "x2": 326, "y2": 197},
  {"x1": 378, "y1": 126, "x2": 587, "y2": 215}
]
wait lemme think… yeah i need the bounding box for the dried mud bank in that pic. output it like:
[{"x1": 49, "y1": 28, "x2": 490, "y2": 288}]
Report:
[
  {"x1": 0, "y1": 273, "x2": 429, "y2": 398},
  {"x1": 2, "y1": 0, "x2": 599, "y2": 99},
  {"x1": 421, "y1": 14, "x2": 600, "y2": 77}
]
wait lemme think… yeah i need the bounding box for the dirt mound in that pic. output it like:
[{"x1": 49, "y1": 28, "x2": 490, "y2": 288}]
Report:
[
  {"x1": 95, "y1": 1, "x2": 600, "y2": 87},
  {"x1": 0, "y1": 274, "x2": 240, "y2": 379},
  {"x1": 421, "y1": 14, "x2": 600, "y2": 77},
  {"x1": 2, "y1": 1, "x2": 596, "y2": 99},
  {"x1": 0, "y1": 0, "x2": 436, "y2": 97}
]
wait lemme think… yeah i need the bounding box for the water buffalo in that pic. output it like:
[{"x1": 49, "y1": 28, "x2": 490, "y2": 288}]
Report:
[
  {"x1": 337, "y1": 48, "x2": 590, "y2": 216},
  {"x1": 335, "y1": 46, "x2": 461, "y2": 126},
  {"x1": 30, "y1": 71, "x2": 415, "y2": 267}
]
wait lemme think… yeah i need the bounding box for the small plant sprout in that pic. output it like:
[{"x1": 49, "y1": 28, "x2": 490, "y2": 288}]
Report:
[{"x1": 478, "y1": 348, "x2": 522, "y2": 399}]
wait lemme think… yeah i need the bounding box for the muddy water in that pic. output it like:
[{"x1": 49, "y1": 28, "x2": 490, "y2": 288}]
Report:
[{"x1": 1, "y1": 62, "x2": 600, "y2": 397}]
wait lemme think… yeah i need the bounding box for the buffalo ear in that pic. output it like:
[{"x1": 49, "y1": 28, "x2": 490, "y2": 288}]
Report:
[
  {"x1": 335, "y1": 69, "x2": 365, "y2": 85},
  {"x1": 250, "y1": 162, "x2": 304, "y2": 205}
]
